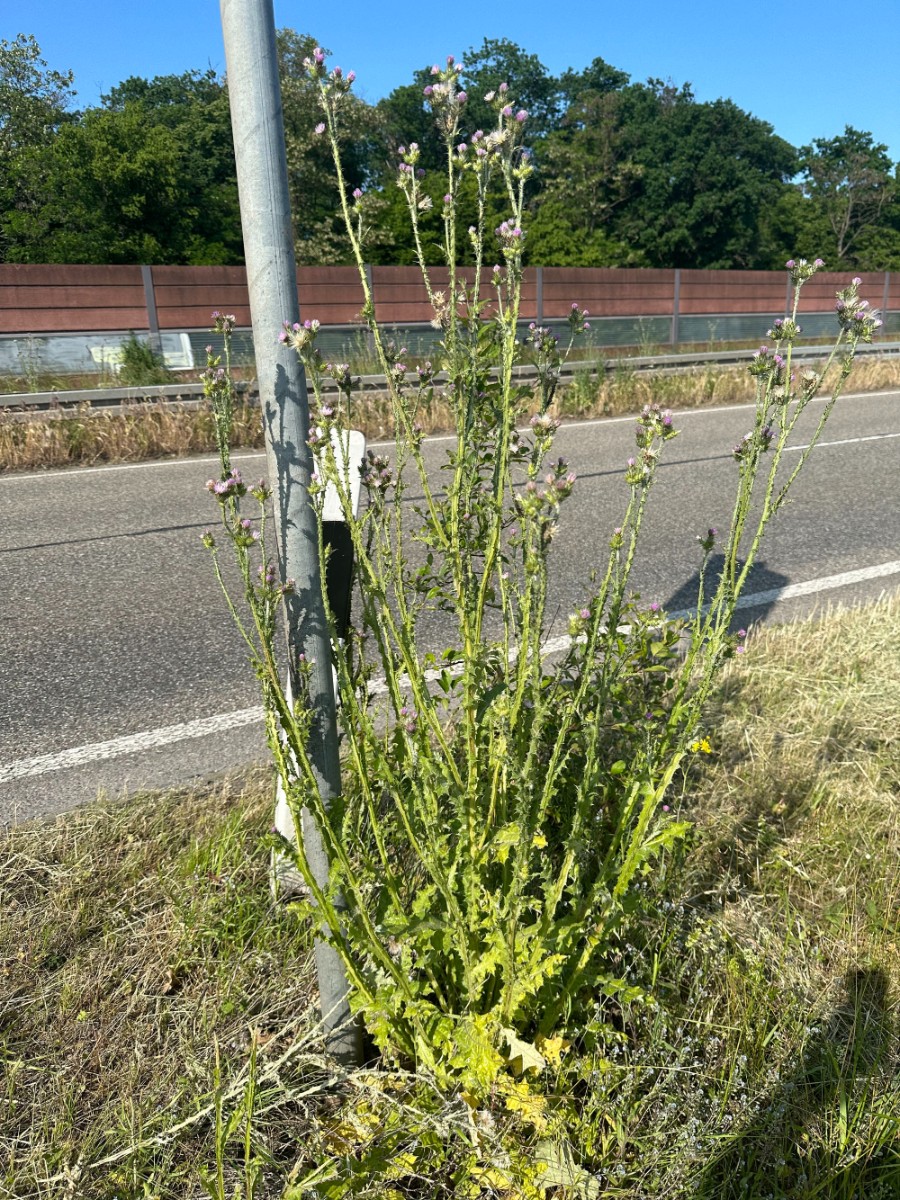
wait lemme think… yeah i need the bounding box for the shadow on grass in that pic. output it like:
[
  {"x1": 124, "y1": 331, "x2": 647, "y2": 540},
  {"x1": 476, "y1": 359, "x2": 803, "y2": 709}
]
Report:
[{"x1": 694, "y1": 967, "x2": 899, "y2": 1199}]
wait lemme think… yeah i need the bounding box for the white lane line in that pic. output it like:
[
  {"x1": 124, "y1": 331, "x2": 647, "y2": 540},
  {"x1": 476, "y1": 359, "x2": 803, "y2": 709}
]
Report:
[
  {"x1": 0, "y1": 707, "x2": 265, "y2": 783},
  {"x1": 724, "y1": 560, "x2": 900, "y2": 613},
  {"x1": 3, "y1": 557, "x2": 900, "y2": 785},
  {"x1": 784, "y1": 431, "x2": 900, "y2": 453},
  {"x1": 0, "y1": 450, "x2": 268, "y2": 483},
  {"x1": 370, "y1": 388, "x2": 898, "y2": 448},
  {"x1": 3, "y1": 389, "x2": 896, "y2": 478}
]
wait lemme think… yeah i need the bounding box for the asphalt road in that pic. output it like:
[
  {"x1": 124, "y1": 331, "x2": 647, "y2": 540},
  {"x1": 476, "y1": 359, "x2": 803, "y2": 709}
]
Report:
[{"x1": 2, "y1": 388, "x2": 898, "y2": 824}]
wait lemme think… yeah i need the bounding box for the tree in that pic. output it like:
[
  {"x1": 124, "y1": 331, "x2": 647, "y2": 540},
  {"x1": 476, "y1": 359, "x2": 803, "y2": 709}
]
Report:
[
  {"x1": 277, "y1": 29, "x2": 386, "y2": 263},
  {"x1": 608, "y1": 83, "x2": 798, "y2": 268},
  {"x1": 557, "y1": 56, "x2": 630, "y2": 107},
  {"x1": 377, "y1": 69, "x2": 446, "y2": 175},
  {"x1": 459, "y1": 39, "x2": 559, "y2": 142},
  {"x1": 799, "y1": 126, "x2": 897, "y2": 265},
  {"x1": 3, "y1": 71, "x2": 244, "y2": 264},
  {"x1": 0, "y1": 34, "x2": 74, "y2": 161},
  {"x1": 532, "y1": 88, "x2": 643, "y2": 258},
  {"x1": 0, "y1": 34, "x2": 76, "y2": 261}
]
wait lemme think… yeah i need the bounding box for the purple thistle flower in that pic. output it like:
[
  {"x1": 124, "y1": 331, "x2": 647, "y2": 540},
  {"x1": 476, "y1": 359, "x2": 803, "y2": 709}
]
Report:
[{"x1": 314, "y1": 122, "x2": 325, "y2": 135}]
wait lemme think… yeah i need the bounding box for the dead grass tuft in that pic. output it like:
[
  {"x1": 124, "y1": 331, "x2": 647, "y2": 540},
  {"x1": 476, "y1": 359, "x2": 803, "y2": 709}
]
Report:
[
  {"x1": 2, "y1": 354, "x2": 897, "y2": 473},
  {"x1": 0, "y1": 768, "x2": 324, "y2": 1197}
]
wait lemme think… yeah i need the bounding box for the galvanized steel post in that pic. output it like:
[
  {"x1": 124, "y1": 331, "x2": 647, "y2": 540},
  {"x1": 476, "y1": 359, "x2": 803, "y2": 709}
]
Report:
[{"x1": 219, "y1": 0, "x2": 362, "y2": 1066}]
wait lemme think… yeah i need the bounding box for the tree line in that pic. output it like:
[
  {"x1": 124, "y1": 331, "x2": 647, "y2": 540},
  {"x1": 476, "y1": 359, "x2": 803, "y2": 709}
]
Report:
[{"x1": 2, "y1": 31, "x2": 898, "y2": 271}]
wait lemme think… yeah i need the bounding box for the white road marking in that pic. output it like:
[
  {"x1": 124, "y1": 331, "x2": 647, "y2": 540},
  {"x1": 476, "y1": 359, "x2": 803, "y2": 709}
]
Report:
[
  {"x1": 0, "y1": 708, "x2": 265, "y2": 783},
  {"x1": 783, "y1": 431, "x2": 900, "y2": 453},
  {"x1": 3, "y1": 557, "x2": 899, "y2": 784},
  {"x1": 0, "y1": 450, "x2": 267, "y2": 483},
  {"x1": 2, "y1": 389, "x2": 896, "y2": 478}
]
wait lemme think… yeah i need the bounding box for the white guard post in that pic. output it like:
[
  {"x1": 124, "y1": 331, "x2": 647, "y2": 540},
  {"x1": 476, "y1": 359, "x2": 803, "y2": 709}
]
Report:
[{"x1": 273, "y1": 428, "x2": 366, "y2": 894}]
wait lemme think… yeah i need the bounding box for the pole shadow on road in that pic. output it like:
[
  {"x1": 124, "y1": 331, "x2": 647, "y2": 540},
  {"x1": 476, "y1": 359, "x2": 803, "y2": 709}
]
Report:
[
  {"x1": 662, "y1": 555, "x2": 790, "y2": 628},
  {"x1": 693, "y1": 967, "x2": 897, "y2": 1198}
]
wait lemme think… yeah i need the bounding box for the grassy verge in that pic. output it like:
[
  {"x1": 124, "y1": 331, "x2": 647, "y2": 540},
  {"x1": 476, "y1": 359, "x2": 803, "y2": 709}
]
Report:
[
  {"x1": 1, "y1": 354, "x2": 898, "y2": 473},
  {"x1": 2, "y1": 595, "x2": 899, "y2": 1197}
]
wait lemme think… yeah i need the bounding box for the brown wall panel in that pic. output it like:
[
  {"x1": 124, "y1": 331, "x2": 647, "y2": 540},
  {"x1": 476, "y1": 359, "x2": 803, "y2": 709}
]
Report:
[
  {"x1": 157, "y1": 305, "x2": 254, "y2": 329},
  {"x1": 0, "y1": 284, "x2": 146, "y2": 311},
  {"x1": 151, "y1": 265, "x2": 246, "y2": 287},
  {"x1": 0, "y1": 264, "x2": 142, "y2": 287},
  {"x1": 0, "y1": 264, "x2": 894, "y2": 336},
  {"x1": 2, "y1": 308, "x2": 149, "y2": 333}
]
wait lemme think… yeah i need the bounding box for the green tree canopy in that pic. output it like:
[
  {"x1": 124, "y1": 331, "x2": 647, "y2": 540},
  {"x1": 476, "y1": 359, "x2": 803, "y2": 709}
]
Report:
[
  {"x1": 0, "y1": 33, "x2": 75, "y2": 160},
  {"x1": 604, "y1": 82, "x2": 798, "y2": 268},
  {"x1": 2, "y1": 33, "x2": 897, "y2": 273},
  {"x1": 2, "y1": 68, "x2": 243, "y2": 264},
  {"x1": 278, "y1": 29, "x2": 388, "y2": 263},
  {"x1": 799, "y1": 126, "x2": 898, "y2": 266}
]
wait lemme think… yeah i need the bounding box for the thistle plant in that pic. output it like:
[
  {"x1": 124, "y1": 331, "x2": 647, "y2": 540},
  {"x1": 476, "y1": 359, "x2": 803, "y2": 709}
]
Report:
[{"x1": 203, "y1": 51, "x2": 878, "y2": 1087}]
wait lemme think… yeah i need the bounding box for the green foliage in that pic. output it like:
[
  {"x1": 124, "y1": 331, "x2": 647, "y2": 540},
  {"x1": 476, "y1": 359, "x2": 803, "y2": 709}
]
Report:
[
  {"x1": 1, "y1": 68, "x2": 243, "y2": 264},
  {"x1": 117, "y1": 333, "x2": 170, "y2": 387},
  {"x1": 800, "y1": 125, "x2": 899, "y2": 266},
  {"x1": 278, "y1": 30, "x2": 389, "y2": 264},
  {"x1": 531, "y1": 88, "x2": 646, "y2": 259},
  {"x1": 0, "y1": 33, "x2": 74, "y2": 160},
  {"x1": 204, "y1": 48, "x2": 875, "y2": 1099},
  {"x1": 2, "y1": 34, "x2": 899, "y2": 269},
  {"x1": 606, "y1": 83, "x2": 798, "y2": 268},
  {"x1": 0, "y1": 33, "x2": 76, "y2": 260}
]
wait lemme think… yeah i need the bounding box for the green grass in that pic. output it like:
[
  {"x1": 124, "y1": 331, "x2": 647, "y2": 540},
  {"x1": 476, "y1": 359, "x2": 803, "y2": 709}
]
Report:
[{"x1": 1, "y1": 596, "x2": 899, "y2": 1197}]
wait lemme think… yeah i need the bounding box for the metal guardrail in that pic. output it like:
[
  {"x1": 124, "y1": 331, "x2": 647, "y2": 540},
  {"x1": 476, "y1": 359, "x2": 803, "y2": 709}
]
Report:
[{"x1": 2, "y1": 341, "x2": 899, "y2": 415}]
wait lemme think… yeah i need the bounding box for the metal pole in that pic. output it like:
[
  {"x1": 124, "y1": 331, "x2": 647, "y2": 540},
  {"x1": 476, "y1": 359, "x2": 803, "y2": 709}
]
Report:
[
  {"x1": 882, "y1": 272, "x2": 891, "y2": 330},
  {"x1": 671, "y1": 268, "x2": 681, "y2": 347},
  {"x1": 219, "y1": 0, "x2": 362, "y2": 1066},
  {"x1": 140, "y1": 265, "x2": 162, "y2": 356}
]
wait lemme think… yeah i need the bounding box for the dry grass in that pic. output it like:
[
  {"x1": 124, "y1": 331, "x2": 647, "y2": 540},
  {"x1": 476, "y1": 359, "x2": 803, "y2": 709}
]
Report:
[
  {"x1": 554, "y1": 352, "x2": 900, "y2": 420},
  {"x1": 0, "y1": 768, "x2": 327, "y2": 1198},
  {"x1": 1, "y1": 596, "x2": 899, "y2": 1197},
  {"x1": 2, "y1": 354, "x2": 897, "y2": 474},
  {"x1": 0, "y1": 399, "x2": 267, "y2": 473},
  {"x1": 688, "y1": 593, "x2": 900, "y2": 910}
]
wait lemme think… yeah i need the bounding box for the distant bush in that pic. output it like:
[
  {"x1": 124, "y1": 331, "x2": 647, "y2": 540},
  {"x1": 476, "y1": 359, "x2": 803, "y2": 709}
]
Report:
[{"x1": 118, "y1": 332, "x2": 169, "y2": 387}]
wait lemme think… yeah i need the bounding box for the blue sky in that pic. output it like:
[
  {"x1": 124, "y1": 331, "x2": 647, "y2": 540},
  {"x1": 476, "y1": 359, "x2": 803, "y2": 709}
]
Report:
[{"x1": 9, "y1": 0, "x2": 900, "y2": 161}]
